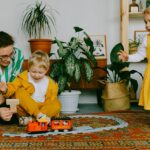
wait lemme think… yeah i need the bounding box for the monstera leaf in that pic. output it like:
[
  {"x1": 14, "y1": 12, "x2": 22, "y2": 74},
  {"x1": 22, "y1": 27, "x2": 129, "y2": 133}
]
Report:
[{"x1": 110, "y1": 43, "x2": 124, "y2": 63}]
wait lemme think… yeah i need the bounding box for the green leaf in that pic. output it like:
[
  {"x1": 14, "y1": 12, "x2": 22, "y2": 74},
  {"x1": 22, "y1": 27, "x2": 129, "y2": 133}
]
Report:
[
  {"x1": 130, "y1": 78, "x2": 138, "y2": 93},
  {"x1": 58, "y1": 75, "x2": 68, "y2": 93},
  {"x1": 49, "y1": 62, "x2": 60, "y2": 78},
  {"x1": 54, "y1": 38, "x2": 68, "y2": 57},
  {"x1": 65, "y1": 54, "x2": 76, "y2": 77},
  {"x1": 118, "y1": 71, "x2": 130, "y2": 81},
  {"x1": 112, "y1": 62, "x2": 130, "y2": 71},
  {"x1": 74, "y1": 26, "x2": 83, "y2": 32},
  {"x1": 82, "y1": 60, "x2": 93, "y2": 81},
  {"x1": 79, "y1": 45, "x2": 97, "y2": 66},
  {"x1": 69, "y1": 37, "x2": 79, "y2": 50},
  {"x1": 130, "y1": 70, "x2": 143, "y2": 79},
  {"x1": 83, "y1": 37, "x2": 95, "y2": 53},
  {"x1": 74, "y1": 63, "x2": 80, "y2": 82},
  {"x1": 110, "y1": 43, "x2": 124, "y2": 63}
]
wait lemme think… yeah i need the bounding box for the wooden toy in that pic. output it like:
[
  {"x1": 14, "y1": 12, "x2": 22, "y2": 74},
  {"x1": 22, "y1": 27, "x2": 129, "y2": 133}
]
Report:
[{"x1": 6, "y1": 99, "x2": 19, "y2": 113}]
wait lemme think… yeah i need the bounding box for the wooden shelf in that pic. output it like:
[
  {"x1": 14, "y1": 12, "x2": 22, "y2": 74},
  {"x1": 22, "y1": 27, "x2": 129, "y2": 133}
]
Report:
[
  {"x1": 120, "y1": 0, "x2": 144, "y2": 50},
  {"x1": 129, "y1": 12, "x2": 143, "y2": 18}
]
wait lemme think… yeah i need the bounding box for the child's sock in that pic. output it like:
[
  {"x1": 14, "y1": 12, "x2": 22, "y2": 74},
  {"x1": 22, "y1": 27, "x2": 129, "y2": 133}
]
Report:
[{"x1": 19, "y1": 116, "x2": 33, "y2": 126}]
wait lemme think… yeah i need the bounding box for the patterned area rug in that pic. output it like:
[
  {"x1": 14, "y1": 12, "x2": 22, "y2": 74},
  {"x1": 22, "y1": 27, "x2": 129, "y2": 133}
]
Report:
[{"x1": 0, "y1": 111, "x2": 150, "y2": 150}]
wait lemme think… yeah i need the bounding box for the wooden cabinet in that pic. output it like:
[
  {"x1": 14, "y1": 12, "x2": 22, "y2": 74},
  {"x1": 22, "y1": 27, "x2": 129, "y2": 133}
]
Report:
[{"x1": 71, "y1": 59, "x2": 107, "y2": 90}]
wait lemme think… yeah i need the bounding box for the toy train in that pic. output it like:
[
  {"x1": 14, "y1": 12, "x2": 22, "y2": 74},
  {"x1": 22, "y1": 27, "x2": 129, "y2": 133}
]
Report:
[{"x1": 27, "y1": 116, "x2": 72, "y2": 133}]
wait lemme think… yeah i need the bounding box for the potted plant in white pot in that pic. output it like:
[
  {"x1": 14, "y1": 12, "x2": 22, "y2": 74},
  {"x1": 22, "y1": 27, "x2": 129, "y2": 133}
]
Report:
[
  {"x1": 21, "y1": 0, "x2": 56, "y2": 54},
  {"x1": 99, "y1": 43, "x2": 143, "y2": 111},
  {"x1": 50, "y1": 27, "x2": 97, "y2": 114}
]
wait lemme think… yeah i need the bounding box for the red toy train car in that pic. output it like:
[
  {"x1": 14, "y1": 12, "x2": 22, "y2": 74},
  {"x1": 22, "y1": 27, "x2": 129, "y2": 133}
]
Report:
[
  {"x1": 51, "y1": 116, "x2": 72, "y2": 131},
  {"x1": 27, "y1": 121, "x2": 48, "y2": 133},
  {"x1": 27, "y1": 116, "x2": 72, "y2": 133}
]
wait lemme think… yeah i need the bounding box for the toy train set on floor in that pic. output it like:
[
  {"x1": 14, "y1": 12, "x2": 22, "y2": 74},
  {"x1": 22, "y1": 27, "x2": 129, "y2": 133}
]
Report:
[
  {"x1": 5, "y1": 99, "x2": 73, "y2": 133},
  {"x1": 3, "y1": 99, "x2": 129, "y2": 137},
  {"x1": 27, "y1": 116, "x2": 72, "y2": 133},
  {"x1": 3, "y1": 114, "x2": 129, "y2": 137}
]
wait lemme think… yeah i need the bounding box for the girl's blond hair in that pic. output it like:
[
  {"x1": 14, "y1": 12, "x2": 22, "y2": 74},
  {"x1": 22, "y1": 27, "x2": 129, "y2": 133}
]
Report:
[
  {"x1": 28, "y1": 50, "x2": 50, "y2": 70},
  {"x1": 144, "y1": 7, "x2": 150, "y2": 14}
]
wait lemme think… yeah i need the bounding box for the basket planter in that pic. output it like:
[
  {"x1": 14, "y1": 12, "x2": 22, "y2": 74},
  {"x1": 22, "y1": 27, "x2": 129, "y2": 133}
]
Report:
[
  {"x1": 102, "y1": 82, "x2": 130, "y2": 112},
  {"x1": 58, "y1": 90, "x2": 81, "y2": 114}
]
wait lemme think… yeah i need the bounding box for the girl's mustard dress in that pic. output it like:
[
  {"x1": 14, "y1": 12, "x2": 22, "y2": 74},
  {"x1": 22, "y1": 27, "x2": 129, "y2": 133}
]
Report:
[{"x1": 139, "y1": 34, "x2": 150, "y2": 110}]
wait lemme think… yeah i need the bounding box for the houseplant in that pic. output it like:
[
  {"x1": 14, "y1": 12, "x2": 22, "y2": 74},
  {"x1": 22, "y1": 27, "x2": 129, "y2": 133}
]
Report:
[
  {"x1": 100, "y1": 43, "x2": 143, "y2": 111},
  {"x1": 128, "y1": 39, "x2": 141, "y2": 54},
  {"x1": 21, "y1": 0, "x2": 56, "y2": 53},
  {"x1": 50, "y1": 26, "x2": 97, "y2": 113}
]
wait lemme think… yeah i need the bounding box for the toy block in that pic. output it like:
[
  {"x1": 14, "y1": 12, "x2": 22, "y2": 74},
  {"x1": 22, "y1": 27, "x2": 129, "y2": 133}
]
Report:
[{"x1": 6, "y1": 99, "x2": 19, "y2": 113}]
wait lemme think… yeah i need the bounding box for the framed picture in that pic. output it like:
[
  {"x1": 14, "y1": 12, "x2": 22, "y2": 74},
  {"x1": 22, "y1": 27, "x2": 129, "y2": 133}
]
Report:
[
  {"x1": 133, "y1": 30, "x2": 148, "y2": 62},
  {"x1": 90, "y1": 35, "x2": 107, "y2": 59},
  {"x1": 134, "y1": 30, "x2": 149, "y2": 44}
]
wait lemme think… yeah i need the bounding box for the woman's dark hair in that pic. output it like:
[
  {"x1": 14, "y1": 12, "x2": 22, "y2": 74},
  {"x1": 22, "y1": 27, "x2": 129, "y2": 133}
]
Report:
[{"x1": 0, "y1": 31, "x2": 14, "y2": 48}]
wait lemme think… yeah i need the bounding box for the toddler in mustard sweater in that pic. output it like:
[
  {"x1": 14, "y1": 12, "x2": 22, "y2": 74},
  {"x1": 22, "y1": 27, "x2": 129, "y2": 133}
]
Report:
[{"x1": 0, "y1": 50, "x2": 61, "y2": 125}]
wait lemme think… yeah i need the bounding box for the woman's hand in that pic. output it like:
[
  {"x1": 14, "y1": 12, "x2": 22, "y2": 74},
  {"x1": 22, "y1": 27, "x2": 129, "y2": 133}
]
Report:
[
  {"x1": 0, "y1": 82, "x2": 7, "y2": 94},
  {"x1": 118, "y1": 50, "x2": 128, "y2": 62},
  {"x1": 0, "y1": 94, "x2": 5, "y2": 105},
  {"x1": 0, "y1": 107, "x2": 13, "y2": 121}
]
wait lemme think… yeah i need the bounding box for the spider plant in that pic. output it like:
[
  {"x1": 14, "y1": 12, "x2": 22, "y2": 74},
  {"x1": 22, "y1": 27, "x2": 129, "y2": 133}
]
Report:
[{"x1": 21, "y1": 0, "x2": 56, "y2": 38}]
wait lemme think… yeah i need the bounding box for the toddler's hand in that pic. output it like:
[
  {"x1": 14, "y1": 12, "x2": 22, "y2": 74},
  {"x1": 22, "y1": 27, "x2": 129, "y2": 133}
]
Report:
[{"x1": 118, "y1": 50, "x2": 128, "y2": 62}]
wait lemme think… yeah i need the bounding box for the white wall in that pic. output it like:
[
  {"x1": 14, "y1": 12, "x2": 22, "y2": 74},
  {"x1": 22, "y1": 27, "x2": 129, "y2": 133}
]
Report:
[{"x1": 0, "y1": 0, "x2": 120, "y2": 104}]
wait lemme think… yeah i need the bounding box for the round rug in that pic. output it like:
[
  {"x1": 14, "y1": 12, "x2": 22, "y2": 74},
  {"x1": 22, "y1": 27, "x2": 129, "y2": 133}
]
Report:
[{"x1": 3, "y1": 114, "x2": 128, "y2": 137}]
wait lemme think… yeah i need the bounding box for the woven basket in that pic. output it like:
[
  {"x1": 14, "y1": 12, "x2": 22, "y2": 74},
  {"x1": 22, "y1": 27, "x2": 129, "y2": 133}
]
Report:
[{"x1": 102, "y1": 82, "x2": 130, "y2": 112}]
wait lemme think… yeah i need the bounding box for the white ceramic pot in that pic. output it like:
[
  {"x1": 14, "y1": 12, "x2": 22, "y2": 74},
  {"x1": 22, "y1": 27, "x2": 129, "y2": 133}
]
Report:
[{"x1": 58, "y1": 90, "x2": 81, "y2": 114}]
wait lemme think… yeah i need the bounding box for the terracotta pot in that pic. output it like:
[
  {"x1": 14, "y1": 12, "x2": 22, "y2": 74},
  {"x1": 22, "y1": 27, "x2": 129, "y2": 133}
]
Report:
[{"x1": 28, "y1": 39, "x2": 52, "y2": 54}]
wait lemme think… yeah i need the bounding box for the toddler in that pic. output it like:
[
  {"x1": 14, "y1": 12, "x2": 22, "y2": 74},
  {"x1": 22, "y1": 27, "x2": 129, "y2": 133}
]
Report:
[{"x1": 0, "y1": 50, "x2": 61, "y2": 124}]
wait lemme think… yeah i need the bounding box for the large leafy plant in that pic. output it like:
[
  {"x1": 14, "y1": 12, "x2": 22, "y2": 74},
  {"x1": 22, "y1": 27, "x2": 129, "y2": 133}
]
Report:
[
  {"x1": 21, "y1": 0, "x2": 56, "y2": 38},
  {"x1": 103, "y1": 43, "x2": 143, "y2": 93},
  {"x1": 50, "y1": 27, "x2": 97, "y2": 94}
]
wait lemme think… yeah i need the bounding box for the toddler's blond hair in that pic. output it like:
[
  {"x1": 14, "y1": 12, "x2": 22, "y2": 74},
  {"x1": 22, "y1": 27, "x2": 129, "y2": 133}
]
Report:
[{"x1": 28, "y1": 50, "x2": 50, "y2": 70}]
